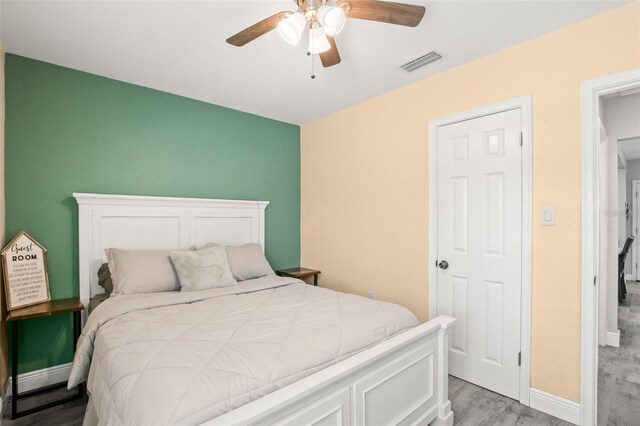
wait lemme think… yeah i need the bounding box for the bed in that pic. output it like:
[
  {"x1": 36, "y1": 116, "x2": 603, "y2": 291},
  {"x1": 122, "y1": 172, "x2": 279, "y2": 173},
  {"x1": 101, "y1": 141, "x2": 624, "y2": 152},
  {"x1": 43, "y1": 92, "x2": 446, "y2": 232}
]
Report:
[{"x1": 69, "y1": 193, "x2": 455, "y2": 425}]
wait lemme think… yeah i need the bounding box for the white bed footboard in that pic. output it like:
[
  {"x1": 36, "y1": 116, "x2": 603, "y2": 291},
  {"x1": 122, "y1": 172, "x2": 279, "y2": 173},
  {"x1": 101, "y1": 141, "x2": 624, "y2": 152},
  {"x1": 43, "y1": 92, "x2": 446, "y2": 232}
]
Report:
[{"x1": 206, "y1": 315, "x2": 456, "y2": 426}]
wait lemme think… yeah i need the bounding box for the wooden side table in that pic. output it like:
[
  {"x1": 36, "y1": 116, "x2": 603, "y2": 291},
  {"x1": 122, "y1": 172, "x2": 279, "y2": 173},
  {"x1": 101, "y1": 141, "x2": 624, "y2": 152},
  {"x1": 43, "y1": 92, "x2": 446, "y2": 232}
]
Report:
[
  {"x1": 6, "y1": 298, "x2": 85, "y2": 419},
  {"x1": 276, "y1": 267, "x2": 322, "y2": 286}
]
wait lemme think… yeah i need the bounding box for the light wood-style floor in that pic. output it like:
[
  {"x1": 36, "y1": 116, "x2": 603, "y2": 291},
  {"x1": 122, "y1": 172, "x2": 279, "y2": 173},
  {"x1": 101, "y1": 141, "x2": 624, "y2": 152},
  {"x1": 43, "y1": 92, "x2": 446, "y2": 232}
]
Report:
[
  {"x1": 449, "y1": 376, "x2": 571, "y2": 425},
  {"x1": 598, "y1": 280, "x2": 640, "y2": 426},
  {"x1": 2, "y1": 386, "x2": 86, "y2": 426}
]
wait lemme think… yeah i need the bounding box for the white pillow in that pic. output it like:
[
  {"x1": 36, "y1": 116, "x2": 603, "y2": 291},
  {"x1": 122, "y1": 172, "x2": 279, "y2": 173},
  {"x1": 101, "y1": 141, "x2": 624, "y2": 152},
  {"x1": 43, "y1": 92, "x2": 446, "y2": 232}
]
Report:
[
  {"x1": 191, "y1": 242, "x2": 217, "y2": 251},
  {"x1": 194, "y1": 243, "x2": 275, "y2": 281},
  {"x1": 225, "y1": 244, "x2": 275, "y2": 281},
  {"x1": 171, "y1": 246, "x2": 237, "y2": 292},
  {"x1": 106, "y1": 249, "x2": 180, "y2": 295}
]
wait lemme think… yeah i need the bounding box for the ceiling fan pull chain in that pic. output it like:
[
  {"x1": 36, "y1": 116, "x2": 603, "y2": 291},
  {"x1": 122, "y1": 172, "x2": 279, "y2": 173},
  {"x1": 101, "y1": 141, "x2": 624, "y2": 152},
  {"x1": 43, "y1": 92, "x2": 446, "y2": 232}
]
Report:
[{"x1": 309, "y1": 32, "x2": 316, "y2": 79}]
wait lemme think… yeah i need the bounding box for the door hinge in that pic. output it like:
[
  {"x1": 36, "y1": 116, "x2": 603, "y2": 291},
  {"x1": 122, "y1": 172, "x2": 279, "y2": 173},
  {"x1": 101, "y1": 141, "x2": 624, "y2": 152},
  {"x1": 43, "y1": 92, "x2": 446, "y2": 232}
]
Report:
[
  {"x1": 594, "y1": 276, "x2": 597, "y2": 287},
  {"x1": 519, "y1": 132, "x2": 523, "y2": 147},
  {"x1": 518, "y1": 352, "x2": 522, "y2": 366}
]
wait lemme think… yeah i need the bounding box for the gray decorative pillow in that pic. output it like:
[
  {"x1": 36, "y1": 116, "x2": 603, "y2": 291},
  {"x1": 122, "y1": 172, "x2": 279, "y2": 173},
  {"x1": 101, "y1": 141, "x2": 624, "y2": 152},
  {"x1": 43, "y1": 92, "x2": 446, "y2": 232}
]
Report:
[
  {"x1": 171, "y1": 246, "x2": 237, "y2": 292},
  {"x1": 97, "y1": 263, "x2": 113, "y2": 296},
  {"x1": 106, "y1": 249, "x2": 180, "y2": 295},
  {"x1": 88, "y1": 293, "x2": 109, "y2": 314}
]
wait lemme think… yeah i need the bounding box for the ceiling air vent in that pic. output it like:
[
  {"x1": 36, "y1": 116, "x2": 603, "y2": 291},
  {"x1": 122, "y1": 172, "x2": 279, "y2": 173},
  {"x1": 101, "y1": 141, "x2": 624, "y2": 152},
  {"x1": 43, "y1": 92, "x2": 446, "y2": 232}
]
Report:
[{"x1": 400, "y1": 51, "x2": 442, "y2": 72}]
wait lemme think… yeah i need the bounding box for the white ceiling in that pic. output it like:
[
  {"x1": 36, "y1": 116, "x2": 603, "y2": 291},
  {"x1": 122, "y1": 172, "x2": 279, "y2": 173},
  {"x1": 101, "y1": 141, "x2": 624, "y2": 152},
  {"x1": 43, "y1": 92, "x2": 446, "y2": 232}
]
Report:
[{"x1": 0, "y1": 0, "x2": 630, "y2": 125}]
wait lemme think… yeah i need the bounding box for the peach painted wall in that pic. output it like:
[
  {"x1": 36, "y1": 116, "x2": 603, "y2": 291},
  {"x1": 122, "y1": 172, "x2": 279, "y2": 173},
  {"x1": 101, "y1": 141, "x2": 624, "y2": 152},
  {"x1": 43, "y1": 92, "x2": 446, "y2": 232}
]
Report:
[{"x1": 301, "y1": 3, "x2": 640, "y2": 402}]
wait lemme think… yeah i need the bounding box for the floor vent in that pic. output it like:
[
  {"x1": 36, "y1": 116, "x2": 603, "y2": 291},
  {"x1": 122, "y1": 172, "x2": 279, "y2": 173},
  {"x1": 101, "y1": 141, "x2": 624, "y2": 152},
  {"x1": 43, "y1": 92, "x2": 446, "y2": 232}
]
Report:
[{"x1": 400, "y1": 51, "x2": 442, "y2": 72}]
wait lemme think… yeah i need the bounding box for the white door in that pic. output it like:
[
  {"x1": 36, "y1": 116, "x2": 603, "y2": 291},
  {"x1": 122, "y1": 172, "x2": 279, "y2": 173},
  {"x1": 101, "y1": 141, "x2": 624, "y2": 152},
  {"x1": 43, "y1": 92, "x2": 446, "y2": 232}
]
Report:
[{"x1": 436, "y1": 109, "x2": 522, "y2": 399}]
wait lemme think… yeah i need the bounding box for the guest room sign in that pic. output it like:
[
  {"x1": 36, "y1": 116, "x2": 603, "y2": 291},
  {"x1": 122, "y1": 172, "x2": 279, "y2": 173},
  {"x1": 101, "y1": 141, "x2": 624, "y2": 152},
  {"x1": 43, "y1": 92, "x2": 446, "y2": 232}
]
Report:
[{"x1": 1, "y1": 231, "x2": 51, "y2": 310}]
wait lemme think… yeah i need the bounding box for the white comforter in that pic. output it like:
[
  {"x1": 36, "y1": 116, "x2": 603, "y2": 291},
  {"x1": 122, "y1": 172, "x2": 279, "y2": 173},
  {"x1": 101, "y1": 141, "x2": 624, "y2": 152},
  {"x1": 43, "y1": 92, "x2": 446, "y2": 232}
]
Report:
[{"x1": 69, "y1": 276, "x2": 418, "y2": 425}]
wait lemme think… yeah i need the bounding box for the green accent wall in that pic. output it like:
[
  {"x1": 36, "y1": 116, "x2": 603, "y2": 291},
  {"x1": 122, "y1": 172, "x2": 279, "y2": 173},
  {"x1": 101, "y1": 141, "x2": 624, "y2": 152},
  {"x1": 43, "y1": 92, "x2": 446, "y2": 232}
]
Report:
[{"x1": 4, "y1": 54, "x2": 300, "y2": 374}]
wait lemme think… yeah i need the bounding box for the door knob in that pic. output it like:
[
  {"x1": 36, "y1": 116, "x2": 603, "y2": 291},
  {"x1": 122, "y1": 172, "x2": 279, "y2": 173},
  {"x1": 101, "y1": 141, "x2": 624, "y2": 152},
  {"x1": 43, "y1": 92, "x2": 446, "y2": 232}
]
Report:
[{"x1": 438, "y1": 260, "x2": 449, "y2": 270}]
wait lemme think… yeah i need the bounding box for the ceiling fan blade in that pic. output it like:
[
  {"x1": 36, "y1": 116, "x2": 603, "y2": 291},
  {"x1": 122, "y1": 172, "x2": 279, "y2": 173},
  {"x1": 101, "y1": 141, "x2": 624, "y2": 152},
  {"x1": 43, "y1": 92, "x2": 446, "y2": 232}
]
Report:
[
  {"x1": 226, "y1": 11, "x2": 291, "y2": 47},
  {"x1": 320, "y1": 37, "x2": 341, "y2": 67},
  {"x1": 339, "y1": 0, "x2": 425, "y2": 27}
]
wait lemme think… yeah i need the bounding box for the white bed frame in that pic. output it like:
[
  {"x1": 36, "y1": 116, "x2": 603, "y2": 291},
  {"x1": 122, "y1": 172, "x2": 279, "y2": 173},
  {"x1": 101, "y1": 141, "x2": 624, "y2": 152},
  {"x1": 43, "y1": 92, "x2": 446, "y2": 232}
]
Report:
[{"x1": 74, "y1": 193, "x2": 455, "y2": 426}]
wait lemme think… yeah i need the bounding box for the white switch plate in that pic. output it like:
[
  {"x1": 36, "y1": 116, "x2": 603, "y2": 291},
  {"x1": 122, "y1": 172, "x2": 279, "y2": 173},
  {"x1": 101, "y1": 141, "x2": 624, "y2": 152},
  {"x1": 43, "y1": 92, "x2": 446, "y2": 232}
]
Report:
[{"x1": 541, "y1": 207, "x2": 556, "y2": 226}]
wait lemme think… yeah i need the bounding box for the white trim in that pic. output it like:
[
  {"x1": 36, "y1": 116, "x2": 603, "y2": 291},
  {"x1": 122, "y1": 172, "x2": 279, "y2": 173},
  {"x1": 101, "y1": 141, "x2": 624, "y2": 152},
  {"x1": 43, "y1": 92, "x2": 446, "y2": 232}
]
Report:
[
  {"x1": 73, "y1": 192, "x2": 269, "y2": 210},
  {"x1": 597, "y1": 120, "x2": 608, "y2": 347},
  {"x1": 520, "y1": 97, "x2": 533, "y2": 408},
  {"x1": 606, "y1": 330, "x2": 620, "y2": 348},
  {"x1": 580, "y1": 68, "x2": 640, "y2": 426},
  {"x1": 6, "y1": 363, "x2": 73, "y2": 396},
  {"x1": 530, "y1": 388, "x2": 580, "y2": 425},
  {"x1": 428, "y1": 95, "x2": 532, "y2": 405}
]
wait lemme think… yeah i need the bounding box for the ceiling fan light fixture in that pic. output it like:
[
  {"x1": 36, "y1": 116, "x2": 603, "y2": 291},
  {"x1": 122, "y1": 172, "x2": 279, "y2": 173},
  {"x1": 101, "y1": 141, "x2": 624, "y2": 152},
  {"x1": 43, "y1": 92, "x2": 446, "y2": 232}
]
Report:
[
  {"x1": 277, "y1": 12, "x2": 306, "y2": 45},
  {"x1": 227, "y1": 0, "x2": 426, "y2": 70},
  {"x1": 317, "y1": 5, "x2": 346, "y2": 36},
  {"x1": 308, "y1": 27, "x2": 331, "y2": 54}
]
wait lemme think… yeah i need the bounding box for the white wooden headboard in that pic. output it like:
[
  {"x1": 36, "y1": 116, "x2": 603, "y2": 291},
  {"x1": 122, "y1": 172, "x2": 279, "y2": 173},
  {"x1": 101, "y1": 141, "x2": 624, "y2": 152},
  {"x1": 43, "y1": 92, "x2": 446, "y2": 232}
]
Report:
[{"x1": 73, "y1": 193, "x2": 269, "y2": 322}]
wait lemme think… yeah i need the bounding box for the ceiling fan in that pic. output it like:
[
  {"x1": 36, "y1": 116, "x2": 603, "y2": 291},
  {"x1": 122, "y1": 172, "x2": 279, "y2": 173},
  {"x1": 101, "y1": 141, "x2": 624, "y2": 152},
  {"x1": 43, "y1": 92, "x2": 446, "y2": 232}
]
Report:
[{"x1": 226, "y1": 0, "x2": 426, "y2": 68}]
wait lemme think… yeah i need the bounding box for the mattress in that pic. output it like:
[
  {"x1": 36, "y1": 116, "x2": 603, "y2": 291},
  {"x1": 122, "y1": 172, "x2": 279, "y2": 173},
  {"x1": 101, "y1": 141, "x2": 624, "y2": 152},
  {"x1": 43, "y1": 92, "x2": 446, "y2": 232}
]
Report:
[{"x1": 69, "y1": 275, "x2": 418, "y2": 425}]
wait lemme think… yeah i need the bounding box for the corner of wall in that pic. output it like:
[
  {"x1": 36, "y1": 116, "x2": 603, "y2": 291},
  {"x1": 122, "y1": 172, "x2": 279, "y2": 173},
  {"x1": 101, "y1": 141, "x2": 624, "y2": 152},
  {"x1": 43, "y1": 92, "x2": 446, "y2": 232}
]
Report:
[{"x1": 0, "y1": 44, "x2": 8, "y2": 392}]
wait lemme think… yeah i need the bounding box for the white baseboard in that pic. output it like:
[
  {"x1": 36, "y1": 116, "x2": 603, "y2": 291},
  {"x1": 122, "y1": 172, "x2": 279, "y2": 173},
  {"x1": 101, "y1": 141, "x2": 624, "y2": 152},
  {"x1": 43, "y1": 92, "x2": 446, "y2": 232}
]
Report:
[
  {"x1": 606, "y1": 330, "x2": 620, "y2": 347},
  {"x1": 530, "y1": 388, "x2": 580, "y2": 425},
  {"x1": 7, "y1": 363, "x2": 73, "y2": 396},
  {"x1": 625, "y1": 273, "x2": 633, "y2": 281}
]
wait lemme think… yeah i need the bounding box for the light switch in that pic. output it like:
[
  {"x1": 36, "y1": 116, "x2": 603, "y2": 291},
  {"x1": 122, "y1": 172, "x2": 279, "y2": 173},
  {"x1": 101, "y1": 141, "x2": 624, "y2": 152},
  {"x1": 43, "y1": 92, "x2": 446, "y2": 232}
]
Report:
[{"x1": 541, "y1": 207, "x2": 556, "y2": 226}]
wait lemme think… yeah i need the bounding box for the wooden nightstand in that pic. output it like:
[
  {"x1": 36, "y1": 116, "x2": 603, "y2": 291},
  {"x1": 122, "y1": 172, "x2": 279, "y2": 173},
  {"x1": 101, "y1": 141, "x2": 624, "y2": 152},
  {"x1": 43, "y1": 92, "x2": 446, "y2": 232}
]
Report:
[
  {"x1": 6, "y1": 298, "x2": 85, "y2": 419},
  {"x1": 276, "y1": 267, "x2": 322, "y2": 286}
]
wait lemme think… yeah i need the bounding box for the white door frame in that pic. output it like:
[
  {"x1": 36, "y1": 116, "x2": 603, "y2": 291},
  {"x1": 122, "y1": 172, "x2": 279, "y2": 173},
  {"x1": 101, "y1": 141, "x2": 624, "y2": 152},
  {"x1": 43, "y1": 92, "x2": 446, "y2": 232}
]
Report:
[
  {"x1": 580, "y1": 68, "x2": 640, "y2": 426},
  {"x1": 428, "y1": 95, "x2": 532, "y2": 405},
  {"x1": 597, "y1": 119, "x2": 608, "y2": 346},
  {"x1": 632, "y1": 180, "x2": 640, "y2": 281}
]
